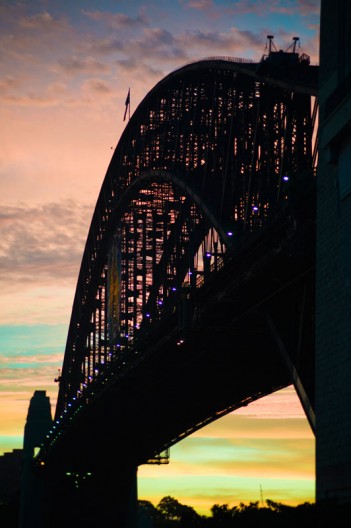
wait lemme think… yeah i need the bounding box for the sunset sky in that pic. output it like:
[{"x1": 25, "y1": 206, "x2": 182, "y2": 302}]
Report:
[{"x1": 0, "y1": 0, "x2": 319, "y2": 515}]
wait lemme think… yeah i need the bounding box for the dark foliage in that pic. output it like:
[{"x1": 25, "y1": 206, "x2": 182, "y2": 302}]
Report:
[{"x1": 138, "y1": 496, "x2": 351, "y2": 528}]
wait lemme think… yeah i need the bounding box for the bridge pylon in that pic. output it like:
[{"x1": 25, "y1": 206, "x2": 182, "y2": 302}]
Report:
[{"x1": 19, "y1": 391, "x2": 52, "y2": 528}]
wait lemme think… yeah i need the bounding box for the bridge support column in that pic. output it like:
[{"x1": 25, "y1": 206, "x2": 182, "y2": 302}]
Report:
[
  {"x1": 79, "y1": 463, "x2": 138, "y2": 528},
  {"x1": 126, "y1": 466, "x2": 138, "y2": 528},
  {"x1": 43, "y1": 461, "x2": 138, "y2": 528}
]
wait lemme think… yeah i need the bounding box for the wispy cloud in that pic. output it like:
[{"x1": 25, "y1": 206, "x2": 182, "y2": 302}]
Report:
[
  {"x1": 0, "y1": 201, "x2": 90, "y2": 291},
  {"x1": 1, "y1": 92, "x2": 62, "y2": 107},
  {"x1": 55, "y1": 56, "x2": 110, "y2": 75},
  {"x1": 87, "y1": 36, "x2": 125, "y2": 55},
  {"x1": 293, "y1": 0, "x2": 320, "y2": 16},
  {"x1": 0, "y1": 75, "x2": 23, "y2": 94},
  {"x1": 81, "y1": 78, "x2": 112, "y2": 95},
  {"x1": 182, "y1": 0, "x2": 318, "y2": 17},
  {"x1": 186, "y1": 0, "x2": 214, "y2": 9},
  {"x1": 168, "y1": 440, "x2": 314, "y2": 481},
  {"x1": 0, "y1": 353, "x2": 63, "y2": 367},
  {"x1": 83, "y1": 10, "x2": 149, "y2": 30},
  {"x1": 0, "y1": 8, "x2": 74, "y2": 62},
  {"x1": 19, "y1": 11, "x2": 56, "y2": 29},
  {"x1": 183, "y1": 27, "x2": 263, "y2": 55}
]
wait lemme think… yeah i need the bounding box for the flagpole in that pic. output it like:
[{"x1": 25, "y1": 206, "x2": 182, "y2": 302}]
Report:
[{"x1": 123, "y1": 87, "x2": 131, "y2": 122}]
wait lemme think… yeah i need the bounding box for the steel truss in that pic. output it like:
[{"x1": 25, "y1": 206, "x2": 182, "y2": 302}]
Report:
[{"x1": 56, "y1": 54, "x2": 318, "y2": 418}]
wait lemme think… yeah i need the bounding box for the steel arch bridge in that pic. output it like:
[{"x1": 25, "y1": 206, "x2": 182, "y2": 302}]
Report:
[{"x1": 35, "y1": 48, "x2": 318, "y2": 527}]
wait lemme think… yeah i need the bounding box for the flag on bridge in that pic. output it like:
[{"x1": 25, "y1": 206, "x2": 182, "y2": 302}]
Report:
[{"x1": 123, "y1": 88, "x2": 130, "y2": 121}]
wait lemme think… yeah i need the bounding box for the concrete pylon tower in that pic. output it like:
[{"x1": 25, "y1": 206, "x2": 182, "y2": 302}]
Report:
[
  {"x1": 20, "y1": 390, "x2": 53, "y2": 528},
  {"x1": 23, "y1": 390, "x2": 52, "y2": 455}
]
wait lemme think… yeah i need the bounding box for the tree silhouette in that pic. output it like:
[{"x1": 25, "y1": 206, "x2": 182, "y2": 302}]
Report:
[
  {"x1": 209, "y1": 503, "x2": 235, "y2": 527},
  {"x1": 156, "y1": 496, "x2": 201, "y2": 526},
  {"x1": 138, "y1": 496, "x2": 351, "y2": 527},
  {"x1": 138, "y1": 499, "x2": 160, "y2": 526}
]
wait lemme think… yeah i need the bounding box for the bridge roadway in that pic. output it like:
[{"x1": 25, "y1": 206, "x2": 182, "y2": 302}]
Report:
[{"x1": 36, "y1": 179, "x2": 315, "y2": 527}]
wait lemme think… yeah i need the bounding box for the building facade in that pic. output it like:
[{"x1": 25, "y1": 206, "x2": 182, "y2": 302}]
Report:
[{"x1": 317, "y1": 0, "x2": 351, "y2": 502}]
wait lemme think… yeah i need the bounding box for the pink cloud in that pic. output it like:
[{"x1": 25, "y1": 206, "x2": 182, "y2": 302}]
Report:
[
  {"x1": 56, "y1": 55, "x2": 110, "y2": 75},
  {"x1": 83, "y1": 10, "x2": 148, "y2": 30},
  {"x1": 19, "y1": 11, "x2": 55, "y2": 29}
]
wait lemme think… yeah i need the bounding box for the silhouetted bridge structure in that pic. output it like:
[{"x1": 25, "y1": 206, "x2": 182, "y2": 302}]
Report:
[{"x1": 33, "y1": 43, "x2": 318, "y2": 527}]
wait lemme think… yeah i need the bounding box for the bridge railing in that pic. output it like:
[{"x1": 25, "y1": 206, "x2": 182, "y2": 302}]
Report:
[{"x1": 172, "y1": 55, "x2": 256, "y2": 74}]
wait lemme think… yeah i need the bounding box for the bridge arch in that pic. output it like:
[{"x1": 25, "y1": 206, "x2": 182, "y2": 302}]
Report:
[{"x1": 56, "y1": 55, "x2": 317, "y2": 431}]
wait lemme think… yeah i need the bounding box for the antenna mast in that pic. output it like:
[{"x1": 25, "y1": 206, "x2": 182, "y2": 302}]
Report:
[
  {"x1": 267, "y1": 35, "x2": 274, "y2": 55},
  {"x1": 292, "y1": 36, "x2": 299, "y2": 53},
  {"x1": 260, "y1": 483, "x2": 264, "y2": 506}
]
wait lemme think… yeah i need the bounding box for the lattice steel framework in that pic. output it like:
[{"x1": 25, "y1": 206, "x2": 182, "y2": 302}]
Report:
[{"x1": 56, "y1": 55, "x2": 318, "y2": 418}]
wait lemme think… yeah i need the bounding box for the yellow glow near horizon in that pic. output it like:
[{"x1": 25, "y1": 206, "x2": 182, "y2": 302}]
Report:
[{"x1": 138, "y1": 387, "x2": 315, "y2": 515}]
